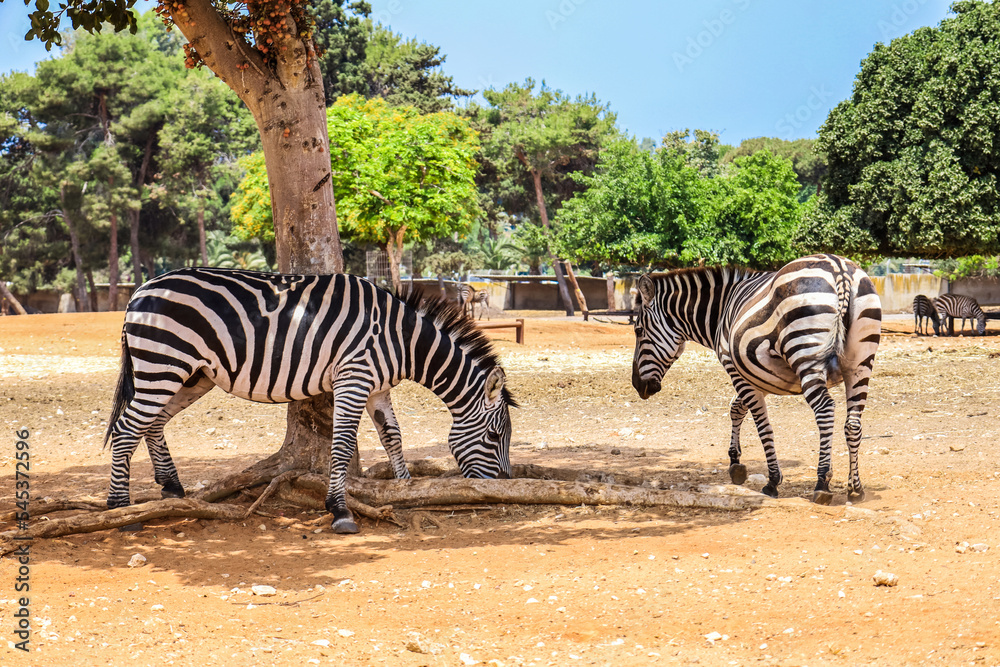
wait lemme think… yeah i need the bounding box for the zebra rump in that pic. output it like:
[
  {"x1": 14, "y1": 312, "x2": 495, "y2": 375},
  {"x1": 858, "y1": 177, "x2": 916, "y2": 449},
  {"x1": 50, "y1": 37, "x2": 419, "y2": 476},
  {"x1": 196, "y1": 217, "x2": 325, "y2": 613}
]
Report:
[
  {"x1": 631, "y1": 254, "x2": 881, "y2": 504},
  {"x1": 912, "y1": 294, "x2": 940, "y2": 336},
  {"x1": 103, "y1": 268, "x2": 517, "y2": 533}
]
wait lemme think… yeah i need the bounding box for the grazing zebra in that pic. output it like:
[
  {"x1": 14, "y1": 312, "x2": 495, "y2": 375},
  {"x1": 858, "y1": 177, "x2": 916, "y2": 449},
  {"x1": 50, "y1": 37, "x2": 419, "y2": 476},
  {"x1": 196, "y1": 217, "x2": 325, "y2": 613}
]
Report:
[
  {"x1": 104, "y1": 268, "x2": 516, "y2": 533},
  {"x1": 912, "y1": 294, "x2": 940, "y2": 336},
  {"x1": 934, "y1": 293, "x2": 986, "y2": 336},
  {"x1": 632, "y1": 254, "x2": 882, "y2": 504},
  {"x1": 457, "y1": 284, "x2": 491, "y2": 320}
]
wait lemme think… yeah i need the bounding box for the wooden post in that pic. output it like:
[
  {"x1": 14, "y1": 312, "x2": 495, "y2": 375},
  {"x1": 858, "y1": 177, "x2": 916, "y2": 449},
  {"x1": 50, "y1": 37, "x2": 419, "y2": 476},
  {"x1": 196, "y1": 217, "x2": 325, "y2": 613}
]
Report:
[
  {"x1": 563, "y1": 261, "x2": 589, "y2": 317},
  {"x1": 605, "y1": 272, "x2": 616, "y2": 310},
  {"x1": 0, "y1": 282, "x2": 28, "y2": 315}
]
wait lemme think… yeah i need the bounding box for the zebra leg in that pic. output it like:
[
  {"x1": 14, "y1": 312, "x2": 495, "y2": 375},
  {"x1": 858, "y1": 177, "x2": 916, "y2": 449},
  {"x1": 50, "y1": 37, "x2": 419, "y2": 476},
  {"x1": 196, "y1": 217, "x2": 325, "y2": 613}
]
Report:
[
  {"x1": 146, "y1": 376, "x2": 215, "y2": 499},
  {"x1": 326, "y1": 375, "x2": 375, "y2": 534},
  {"x1": 733, "y1": 380, "x2": 783, "y2": 497},
  {"x1": 366, "y1": 390, "x2": 410, "y2": 479},
  {"x1": 727, "y1": 394, "x2": 749, "y2": 485},
  {"x1": 800, "y1": 371, "x2": 837, "y2": 505}
]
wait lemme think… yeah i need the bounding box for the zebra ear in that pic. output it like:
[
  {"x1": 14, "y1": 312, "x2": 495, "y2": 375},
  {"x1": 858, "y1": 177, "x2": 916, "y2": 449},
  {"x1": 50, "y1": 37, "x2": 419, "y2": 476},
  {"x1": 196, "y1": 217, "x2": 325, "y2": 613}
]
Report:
[
  {"x1": 484, "y1": 366, "x2": 506, "y2": 407},
  {"x1": 637, "y1": 274, "x2": 655, "y2": 308}
]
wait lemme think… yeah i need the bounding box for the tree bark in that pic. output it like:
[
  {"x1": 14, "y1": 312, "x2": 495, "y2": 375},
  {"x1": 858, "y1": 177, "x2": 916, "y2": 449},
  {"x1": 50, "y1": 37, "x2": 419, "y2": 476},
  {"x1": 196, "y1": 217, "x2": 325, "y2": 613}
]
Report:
[
  {"x1": 562, "y1": 260, "x2": 589, "y2": 315},
  {"x1": 167, "y1": 0, "x2": 348, "y2": 480},
  {"x1": 59, "y1": 183, "x2": 91, "y2": 312},
  {"x1": 197, "y1": 200, "x2": 208, "y2": 266},
  {"x1": 108, "y1": 191, "x2": 119, "y2": 312},
  {"x1": 0, "y1": 282, "x2": 27, "y2": 315},
  {"x1": 129, "y1": 133, "x2": 156, "y2": 286},
  {"x1": 520, "y1": 156, "x2": 573, "y2": 316},
  {"x1": 86, "y1": 269, "x2": 98, "y2": 312}
]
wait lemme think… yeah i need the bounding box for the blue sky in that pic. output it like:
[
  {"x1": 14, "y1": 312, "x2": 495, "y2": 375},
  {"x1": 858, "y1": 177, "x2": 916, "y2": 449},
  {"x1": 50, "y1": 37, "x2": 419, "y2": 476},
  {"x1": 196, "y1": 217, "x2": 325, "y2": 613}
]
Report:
[{"x1": 2, "y1": 0, "x2": 955, "y2": 145}]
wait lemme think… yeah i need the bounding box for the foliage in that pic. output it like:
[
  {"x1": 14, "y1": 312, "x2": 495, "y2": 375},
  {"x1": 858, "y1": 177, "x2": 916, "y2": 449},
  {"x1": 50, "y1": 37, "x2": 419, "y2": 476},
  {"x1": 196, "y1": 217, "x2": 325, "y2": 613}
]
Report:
[
  {"x1": 554, "y1": 139, "x2": 701, "y2": 267},
  {"x1": 205, "y1": 230, "x2": 271, "y2": 270},
  {"x1": 720, "y1": 137, "x2": 826, "y2": 199},
  {"x1": 683, "y1": 150, "x2": 804, "y2": 268},
  {"x1": 471, "y1": 79, "x2": 618, "y2": 231},
  {"x1": 661, "y1": 129, "x2": 724, "y2": 177},
  {"x1": 229, "y1": 153, "x2": 274, "y2": 243},
  {"x1": 231, "y1": 95, "x2": 481, "y2": 284},
  {"x1": 362, "y1": 24, "x2": 474, "y2": 113},
  {"x1": 555, "y1": 139, "x2": 805, "y2": 270},
  {"x1": 933, "y1": 255, "x2": 1000, "y2": 280},
  {"x1": 807, "y1": 0, "x2": 1000, "y2": 258},
  {"x1": 312, "y1": 0, "x2": 372, "y2": 104},
  {"x1": 508, "y1": 222, "x2": 551, "y2": 274}
]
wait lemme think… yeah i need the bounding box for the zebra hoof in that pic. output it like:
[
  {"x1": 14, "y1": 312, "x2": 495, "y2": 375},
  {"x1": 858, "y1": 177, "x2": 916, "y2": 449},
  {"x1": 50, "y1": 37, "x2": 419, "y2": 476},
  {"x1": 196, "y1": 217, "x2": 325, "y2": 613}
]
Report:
[
  {"x1": 728, "y1": 463, "x2": 748, "y2": 486},
  {"x1": 119, "y1": 522, "x2": 144, "y2": 532},
  {"x1": 160, "y1": 485, "x2": 185, "y2": 499},
  {"x1": 331, "y1": 517, "x2": 359, "y2": 534},
  {"x1": 847, "y1": 488, "x2": 866, "y2": 503},
  {"x1": 812, "y1": 490, "x2": 834, "y2": 505},
  {"x1": 761, "y1": 484, "x2": 779, "y2": 498}
]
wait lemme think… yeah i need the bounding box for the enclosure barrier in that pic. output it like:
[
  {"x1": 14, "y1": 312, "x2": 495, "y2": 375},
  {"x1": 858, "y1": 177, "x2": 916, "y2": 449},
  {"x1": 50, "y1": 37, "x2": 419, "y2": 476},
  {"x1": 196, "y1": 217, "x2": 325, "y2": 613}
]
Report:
[{"x1": 476, "y1": 318, "x2": 525, "y2": 344}]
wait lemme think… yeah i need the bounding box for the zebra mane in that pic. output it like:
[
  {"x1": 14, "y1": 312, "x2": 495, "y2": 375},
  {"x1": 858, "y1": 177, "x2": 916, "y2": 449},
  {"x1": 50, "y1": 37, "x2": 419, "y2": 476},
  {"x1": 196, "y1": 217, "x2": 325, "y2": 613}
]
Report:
[
  {"x1": 651, "y1": 265, "x2": 767, "y2": 282},
  {"x1": 401, "y1": 287, "x2": 519, "y2": 407}
]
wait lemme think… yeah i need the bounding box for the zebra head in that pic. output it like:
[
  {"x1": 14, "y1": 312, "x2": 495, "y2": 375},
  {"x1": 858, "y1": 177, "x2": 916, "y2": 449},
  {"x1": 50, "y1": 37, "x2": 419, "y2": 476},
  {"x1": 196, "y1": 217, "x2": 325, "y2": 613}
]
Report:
[
  {"x1": 449, "y1": 366, "x2": 514, "y2": 480},
  {"x1": 632, "y1": 274, "x2": 687, "y2": 400}
]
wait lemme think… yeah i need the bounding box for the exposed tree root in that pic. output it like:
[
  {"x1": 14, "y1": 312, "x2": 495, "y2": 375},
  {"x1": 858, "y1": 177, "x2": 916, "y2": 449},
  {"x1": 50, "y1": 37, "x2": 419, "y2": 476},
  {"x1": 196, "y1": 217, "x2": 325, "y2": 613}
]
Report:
[
  {"x1": 1, "y1": 458, "x2": 780, "y2": 550},
  {"x1": 0, "y1": 498, "x2": 246, "y2": 554},
  {"x1": 343, "y1": 476, "x2": 775, "y2": 511}
]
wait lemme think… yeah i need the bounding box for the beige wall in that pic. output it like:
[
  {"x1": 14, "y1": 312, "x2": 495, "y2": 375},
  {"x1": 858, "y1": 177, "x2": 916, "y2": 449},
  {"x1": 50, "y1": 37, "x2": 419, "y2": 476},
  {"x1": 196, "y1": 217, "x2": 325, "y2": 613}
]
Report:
[{"x1": 869, "y1": 274, "x2": 943, "y2": 313}]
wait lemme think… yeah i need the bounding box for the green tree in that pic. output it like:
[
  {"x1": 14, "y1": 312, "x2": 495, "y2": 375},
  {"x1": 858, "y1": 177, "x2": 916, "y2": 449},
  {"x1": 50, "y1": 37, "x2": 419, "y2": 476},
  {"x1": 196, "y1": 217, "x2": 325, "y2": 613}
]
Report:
[
  {"x1": 721, "y1": 137, "x2": 826, "y2": 200},
  {"x1": 233, "y1": 95, "x2": 481, "y2": 293},
  {"x1": 475, "y1": 79, "x2": 617, "y2": 314},
  {"x1": 14, "y1": 0, "x2": 357, "y2": 483},
  {"x1": 554, "y1": 138, "x2": 701, "y2": 268},
  {"x1": 158, "y1": 71, "x2": 259, "y2": 265},
  {"x1": 362, "y1": 24, "x2": 473, "y2": 113},
  {"x1": 661, "y1": 129, "x2": 724, "y2": 178},
  {"x1": 807, "y1": 0, "x2": 1000, "y2": 258},
  {"x1": 684, "y1": 150, "x2": 804, "y2": 268}
]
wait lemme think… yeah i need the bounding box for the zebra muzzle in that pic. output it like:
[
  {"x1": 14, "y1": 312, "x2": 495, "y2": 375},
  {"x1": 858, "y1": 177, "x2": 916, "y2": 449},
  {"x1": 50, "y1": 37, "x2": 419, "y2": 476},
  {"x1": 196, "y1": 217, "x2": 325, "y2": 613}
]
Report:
[{"x1": 631, "y1": 370, "x2": 661, "y2": 399}]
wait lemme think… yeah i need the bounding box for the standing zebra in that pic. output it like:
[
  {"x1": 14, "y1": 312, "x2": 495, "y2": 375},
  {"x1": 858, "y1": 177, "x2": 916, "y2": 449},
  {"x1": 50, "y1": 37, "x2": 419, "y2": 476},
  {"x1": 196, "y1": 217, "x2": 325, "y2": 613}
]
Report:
[
  {"x1": 934, "y1": 293, "x2": 987, "y2": 336},
  {"x1": 104, "y1": 268, "x2": 516, "y2": 533},
  {"x1": 457, "y1": 284, "x2": 491, "y2": 320},
  {"x1": 632, "y1": 254, "x2": 882, "y2": 504},
  {"x1": 912, "y1": 294, "x2": 940, "y2": 336}
]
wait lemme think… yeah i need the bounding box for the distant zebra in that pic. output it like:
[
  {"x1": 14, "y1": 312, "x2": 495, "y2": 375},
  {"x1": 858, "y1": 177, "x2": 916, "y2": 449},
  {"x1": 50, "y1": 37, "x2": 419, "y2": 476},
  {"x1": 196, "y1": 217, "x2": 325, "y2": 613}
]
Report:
[
  {"x1": 912, "y1": 294, "x2": 940, "y2": 336},
  {"x1": 632, "y1": 254, "x2": 882, "y2": 503},
  {"x1": 104, "y1": 268, "x2": 516, "y2": 533},
  {"x1": 457, "y1": 284, "x2": 491, "y2": 320},
  {"x1": 934, "y1": 293, "x2": 986, "y2": 336}
]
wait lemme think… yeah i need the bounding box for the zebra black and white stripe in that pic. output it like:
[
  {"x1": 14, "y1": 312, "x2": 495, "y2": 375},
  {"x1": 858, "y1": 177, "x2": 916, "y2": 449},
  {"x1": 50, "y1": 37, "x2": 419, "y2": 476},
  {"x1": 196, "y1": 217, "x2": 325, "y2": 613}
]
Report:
[
  {"x1": 934, "y1": 293, "x2": 986, "y2": 336},
  {"x1": 912, "y1": 294, "x2": 940, "y2": 336},
  {"x1": 104, "y1": 268, "x2": 517, "y2": 533},
  {"x1": 457, "y1": 284, "x2": 490, "y2": 320},
  {"x1": 632, "y1": 254, "x2": 882, "y2": 503}
]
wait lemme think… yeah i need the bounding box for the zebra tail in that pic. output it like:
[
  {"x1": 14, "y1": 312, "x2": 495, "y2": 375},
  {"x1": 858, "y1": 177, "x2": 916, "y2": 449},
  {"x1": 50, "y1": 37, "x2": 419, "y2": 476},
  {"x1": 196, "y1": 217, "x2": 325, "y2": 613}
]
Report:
[
  {"x1": 103, "y1": 331, "x2": 135, "y2": 450},
  {"x1": 820, "y1": 262, "x2": 853, "y2": 370}
]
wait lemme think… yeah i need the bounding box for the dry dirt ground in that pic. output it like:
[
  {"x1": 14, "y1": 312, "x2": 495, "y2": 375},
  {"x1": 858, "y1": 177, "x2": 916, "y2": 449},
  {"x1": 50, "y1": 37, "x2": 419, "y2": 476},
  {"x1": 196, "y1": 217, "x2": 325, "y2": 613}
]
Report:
[{"x1": 1, "y1": 311, "x2": 999, "y2": 667}]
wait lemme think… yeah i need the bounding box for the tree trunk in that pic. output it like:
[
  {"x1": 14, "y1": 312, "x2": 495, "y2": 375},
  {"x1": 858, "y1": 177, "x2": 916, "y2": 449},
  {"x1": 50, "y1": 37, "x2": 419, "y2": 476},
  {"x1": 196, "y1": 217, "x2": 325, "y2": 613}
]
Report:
[
  {"x1": 129, "y1": 134, "x2": 155, "y2": 287},
  {"x1": 167, "y1": 0, "x2": 349, "y2": 479},
  {"x1": 59, "y1": 183, "x2": 91, "y2": 313},
  {"x1": 197, "y1": 202, "x2": 208, "y2": 266},
  {"x1": 562, "y1": 260, "x2": 589, "y2": 315},
  {"x1": 386, "y1": 228, "x2": 406, "y2": 295},
  {"x1": 0, "y1": 282, "x2": 27, "y2": 315},
  {"x1": 108, "y1": 190, "x2": 119, "y2": 312},
  {"x1": 86, "y1": 269, "x2": 98, "y2": 312},
  {"x1": 527, "y1": 166, "x2": 574, "y2": 316}
]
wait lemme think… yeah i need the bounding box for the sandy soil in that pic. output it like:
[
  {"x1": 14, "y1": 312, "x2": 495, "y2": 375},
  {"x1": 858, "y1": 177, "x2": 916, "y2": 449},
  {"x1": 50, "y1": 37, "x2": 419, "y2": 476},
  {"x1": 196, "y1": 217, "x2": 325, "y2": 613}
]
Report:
[{"x1": 1, "y1": 311, "x2": 999, "y2": 666}]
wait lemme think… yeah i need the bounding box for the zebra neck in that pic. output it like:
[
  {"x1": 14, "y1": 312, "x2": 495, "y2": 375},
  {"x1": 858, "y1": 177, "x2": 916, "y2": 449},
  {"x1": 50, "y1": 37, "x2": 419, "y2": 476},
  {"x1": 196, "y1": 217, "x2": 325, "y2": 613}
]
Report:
[
  {"x1": 400, "y1": 313, "x2": 486, "y2": 413},
  {"x1": 664, "y1": 267, "x2": 762, "y2": 348}
]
